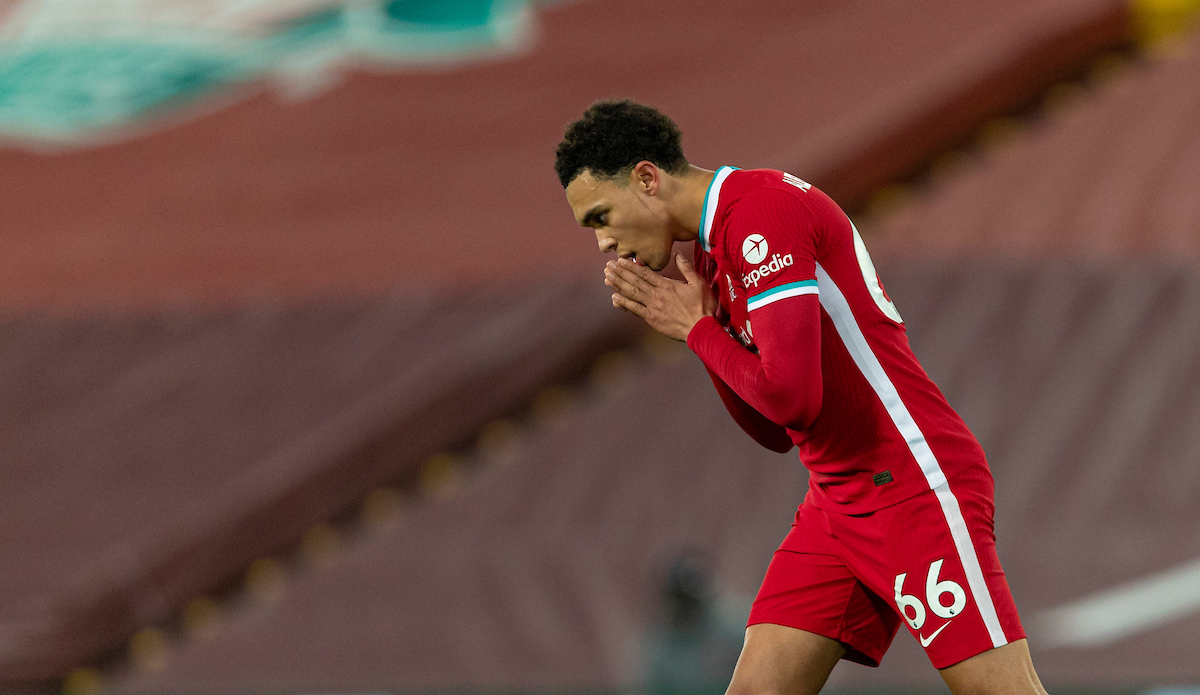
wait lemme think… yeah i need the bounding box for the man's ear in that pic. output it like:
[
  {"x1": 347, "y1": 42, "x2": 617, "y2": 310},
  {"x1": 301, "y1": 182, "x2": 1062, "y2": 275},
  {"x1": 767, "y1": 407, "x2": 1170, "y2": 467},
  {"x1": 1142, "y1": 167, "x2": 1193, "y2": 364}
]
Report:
[{"x1": 631, "y1": 160, "x2": 659, "y2": 195}]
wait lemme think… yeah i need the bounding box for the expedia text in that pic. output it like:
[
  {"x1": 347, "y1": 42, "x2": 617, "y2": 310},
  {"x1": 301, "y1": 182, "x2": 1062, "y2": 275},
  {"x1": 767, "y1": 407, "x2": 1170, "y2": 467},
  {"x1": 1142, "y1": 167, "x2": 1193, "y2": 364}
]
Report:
[{"x1": 742, "y1": 253, "x2": 794, "y2": 288}]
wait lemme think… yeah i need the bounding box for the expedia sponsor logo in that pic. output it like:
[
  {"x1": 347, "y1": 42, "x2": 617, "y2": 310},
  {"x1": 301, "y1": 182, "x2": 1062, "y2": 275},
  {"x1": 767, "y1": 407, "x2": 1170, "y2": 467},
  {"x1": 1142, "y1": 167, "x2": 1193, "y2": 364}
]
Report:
[{"x1": 741, "y1": 253, "x2": 794, "y2": 288}]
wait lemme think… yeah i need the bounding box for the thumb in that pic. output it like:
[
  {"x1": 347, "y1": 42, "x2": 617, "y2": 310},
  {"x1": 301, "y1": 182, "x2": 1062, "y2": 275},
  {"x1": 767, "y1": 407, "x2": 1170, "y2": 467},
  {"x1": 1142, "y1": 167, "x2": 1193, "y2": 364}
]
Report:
[{"x1": 677, "y1": 253, "x2": 702, "y2": 284}]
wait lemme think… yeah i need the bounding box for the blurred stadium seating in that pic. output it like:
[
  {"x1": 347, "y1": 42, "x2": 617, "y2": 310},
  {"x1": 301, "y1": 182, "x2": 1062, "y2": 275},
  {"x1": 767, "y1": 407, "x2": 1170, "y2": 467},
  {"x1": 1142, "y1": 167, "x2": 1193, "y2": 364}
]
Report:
[
  {"x1": 0, "y1": 282, "x2": 638, "y2": 687},
  {"x1": 0, "y1": 0, "x2": 1197, "y2": 693},
  {"x1": 868, "y1": 23, "x2": 1200, "y2": 260},
  {"x1": 0, "y1": 0, "x2": 1128, "y2": 311}
]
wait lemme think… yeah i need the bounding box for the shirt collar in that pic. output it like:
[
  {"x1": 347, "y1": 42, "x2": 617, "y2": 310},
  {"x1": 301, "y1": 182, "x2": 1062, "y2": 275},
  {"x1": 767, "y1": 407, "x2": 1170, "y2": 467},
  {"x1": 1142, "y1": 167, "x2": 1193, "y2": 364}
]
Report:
[{"x1": 699, "y1": 166, "x2": 739, "y2": 252}]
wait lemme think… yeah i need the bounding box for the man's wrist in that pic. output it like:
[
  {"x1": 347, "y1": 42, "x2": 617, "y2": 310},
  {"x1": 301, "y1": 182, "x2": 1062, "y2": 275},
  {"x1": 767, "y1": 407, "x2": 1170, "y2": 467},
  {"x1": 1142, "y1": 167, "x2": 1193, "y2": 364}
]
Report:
[{"x1": 685, "y1": 315, "x2": 722, "y2": 350}]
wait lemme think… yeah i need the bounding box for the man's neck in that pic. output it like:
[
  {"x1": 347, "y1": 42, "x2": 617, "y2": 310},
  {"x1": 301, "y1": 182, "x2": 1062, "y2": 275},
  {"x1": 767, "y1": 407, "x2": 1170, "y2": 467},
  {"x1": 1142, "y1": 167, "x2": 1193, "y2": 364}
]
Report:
[{"x1": 666, "y1": 165, "x2": 716, "y2": 242}]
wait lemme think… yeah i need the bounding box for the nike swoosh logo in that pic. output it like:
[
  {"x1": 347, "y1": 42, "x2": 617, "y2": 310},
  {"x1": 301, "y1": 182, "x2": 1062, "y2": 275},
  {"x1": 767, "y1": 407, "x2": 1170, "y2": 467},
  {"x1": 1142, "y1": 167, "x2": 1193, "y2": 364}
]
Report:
[{"x1": 919, "y1": 622, "x2": 951, "y2": 647}]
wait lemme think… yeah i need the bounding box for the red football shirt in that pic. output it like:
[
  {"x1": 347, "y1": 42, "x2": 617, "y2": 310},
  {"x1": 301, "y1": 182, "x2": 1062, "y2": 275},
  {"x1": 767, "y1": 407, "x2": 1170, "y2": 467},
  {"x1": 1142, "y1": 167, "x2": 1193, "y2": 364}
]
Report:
[{"x1": 687, "y1": 167, "x2": 991, "y2": 514}]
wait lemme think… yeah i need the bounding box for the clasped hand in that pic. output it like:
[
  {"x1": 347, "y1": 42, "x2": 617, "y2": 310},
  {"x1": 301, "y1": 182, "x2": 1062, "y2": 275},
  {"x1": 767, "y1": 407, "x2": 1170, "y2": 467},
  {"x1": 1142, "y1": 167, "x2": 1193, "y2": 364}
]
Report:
[{"x1": 604, "y1": 254, "x2": 716, "y2": 341}]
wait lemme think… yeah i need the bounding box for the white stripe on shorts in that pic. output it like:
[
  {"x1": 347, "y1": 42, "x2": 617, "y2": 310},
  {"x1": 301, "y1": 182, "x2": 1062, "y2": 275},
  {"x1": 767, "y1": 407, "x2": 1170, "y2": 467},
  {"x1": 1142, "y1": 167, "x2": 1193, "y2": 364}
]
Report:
[{"x1": 815, "y1": 263, "x2": 1008, "y2": 649}]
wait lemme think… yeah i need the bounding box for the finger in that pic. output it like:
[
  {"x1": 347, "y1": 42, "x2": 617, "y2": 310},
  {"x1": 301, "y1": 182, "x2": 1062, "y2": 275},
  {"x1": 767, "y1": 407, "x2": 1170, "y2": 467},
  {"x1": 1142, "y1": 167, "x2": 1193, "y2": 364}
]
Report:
[
  {"x1": 606, "y1": 268, "x2": 645, "y2": 301},
  {"x1": 617, "y1": 258, "x2": 662, "y2": 287},
  {"x1": 612, "y1": 292, "x2": 648, "y2": 318},
  {"x1": 677, "y1": 253, "x2": 703, "y2": 285},
  {"x1": 609, "y1": 264, "x2": 655, "y2": 298}
]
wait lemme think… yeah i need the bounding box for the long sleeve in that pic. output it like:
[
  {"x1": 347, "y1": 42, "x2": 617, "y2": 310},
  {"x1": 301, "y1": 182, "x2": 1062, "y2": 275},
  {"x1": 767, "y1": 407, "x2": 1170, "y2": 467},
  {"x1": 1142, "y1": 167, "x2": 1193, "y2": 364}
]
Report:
[
  {"x1": 703, "y1": 364, "x2": 794, "y2": 453},
  {"x1": 688, "y1": 293, "x2": 823, "y2": 432}
]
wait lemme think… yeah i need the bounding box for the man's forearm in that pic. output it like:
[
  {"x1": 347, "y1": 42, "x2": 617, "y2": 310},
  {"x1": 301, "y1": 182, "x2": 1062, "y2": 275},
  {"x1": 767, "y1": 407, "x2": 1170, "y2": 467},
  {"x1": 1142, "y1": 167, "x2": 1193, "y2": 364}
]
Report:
[
  {"x1": 686, "y1": 296, "x2": 823, "y2": 432},
  {"x1": 703, "y1": 365, "x2": 794, "y2": 453}
]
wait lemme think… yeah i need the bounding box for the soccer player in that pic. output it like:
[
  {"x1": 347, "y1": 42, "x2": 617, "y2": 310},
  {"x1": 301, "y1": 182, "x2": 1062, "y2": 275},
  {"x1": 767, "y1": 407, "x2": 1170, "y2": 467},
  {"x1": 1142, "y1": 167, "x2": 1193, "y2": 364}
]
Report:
[{"x1": 554, "y1": 100, "x2": 1047, "y2": 695}]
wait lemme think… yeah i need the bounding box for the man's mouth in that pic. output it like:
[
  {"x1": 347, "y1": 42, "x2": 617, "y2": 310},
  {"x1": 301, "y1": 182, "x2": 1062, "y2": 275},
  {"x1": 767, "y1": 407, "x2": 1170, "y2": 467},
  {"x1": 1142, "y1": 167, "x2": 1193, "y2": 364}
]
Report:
[{"x1": 621, "y1": 253, "x2": 645, "y2": 266}]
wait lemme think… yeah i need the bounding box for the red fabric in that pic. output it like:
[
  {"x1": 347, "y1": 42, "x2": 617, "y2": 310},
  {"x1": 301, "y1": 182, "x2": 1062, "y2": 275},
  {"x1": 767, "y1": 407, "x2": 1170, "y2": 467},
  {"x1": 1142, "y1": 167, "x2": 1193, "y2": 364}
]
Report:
[
  {"x1": 689, "y1": 168, "x2": 991, "y2": 514},
  {"x1": 701, "y1": 365, "x2": 793, "y2": 453},
  {"x1": 748, "y1": 525, "x2": 901, "y2": 668},
  {"x1": 688, "y1": 304, "x2": 821, "y2": 432},
  {"x1": 751, "y1": 474, "x2": 1025, "y2": 669}
]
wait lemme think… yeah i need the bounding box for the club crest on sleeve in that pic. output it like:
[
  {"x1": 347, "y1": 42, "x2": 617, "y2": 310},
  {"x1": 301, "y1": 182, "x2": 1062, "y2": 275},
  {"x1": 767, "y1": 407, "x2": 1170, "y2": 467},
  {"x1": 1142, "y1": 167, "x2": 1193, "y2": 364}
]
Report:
[{"x1": 742, "y1": 234, "x2": 769, "y2": 264}]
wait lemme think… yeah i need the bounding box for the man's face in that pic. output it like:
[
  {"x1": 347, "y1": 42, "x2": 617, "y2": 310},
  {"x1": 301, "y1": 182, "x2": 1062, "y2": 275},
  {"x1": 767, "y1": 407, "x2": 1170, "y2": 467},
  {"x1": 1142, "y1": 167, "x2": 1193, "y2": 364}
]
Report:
[{"x1": 565, "y1": 168, "x2": 673, "y2": 271}]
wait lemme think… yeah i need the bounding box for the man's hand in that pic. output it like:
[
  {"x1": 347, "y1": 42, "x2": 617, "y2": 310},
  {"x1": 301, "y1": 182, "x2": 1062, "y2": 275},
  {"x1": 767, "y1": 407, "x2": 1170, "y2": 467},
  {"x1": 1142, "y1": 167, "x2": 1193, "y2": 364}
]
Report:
[{"x1": 605, "y1": 254, "x2": 716, "y2": 341}]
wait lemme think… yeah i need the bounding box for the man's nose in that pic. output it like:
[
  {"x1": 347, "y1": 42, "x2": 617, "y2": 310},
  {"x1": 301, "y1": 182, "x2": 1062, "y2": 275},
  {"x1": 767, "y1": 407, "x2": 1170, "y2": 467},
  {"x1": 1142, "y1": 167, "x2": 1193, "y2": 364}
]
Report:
[{"x1": 597, "y1": 234, "x2": 617, "y2": 254}]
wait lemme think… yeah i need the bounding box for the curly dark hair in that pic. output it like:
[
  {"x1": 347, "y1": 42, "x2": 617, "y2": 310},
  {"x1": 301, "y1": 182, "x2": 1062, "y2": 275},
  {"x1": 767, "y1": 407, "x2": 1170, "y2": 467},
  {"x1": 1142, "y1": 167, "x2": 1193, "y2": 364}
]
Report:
[{"x1": 554, "y1": 99, "x2": 689, "y2": 188}]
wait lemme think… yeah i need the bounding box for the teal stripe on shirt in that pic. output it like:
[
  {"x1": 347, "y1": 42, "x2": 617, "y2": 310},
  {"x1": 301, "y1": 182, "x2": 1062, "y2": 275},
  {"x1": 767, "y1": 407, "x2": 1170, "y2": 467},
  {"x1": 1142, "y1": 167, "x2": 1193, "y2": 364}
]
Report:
[
  {"x1": 748, "y1": 279, "x2": 818, "y2": 303},
  {"x1": 747, "y1": 280, "x2": 819, "y2": 311}
]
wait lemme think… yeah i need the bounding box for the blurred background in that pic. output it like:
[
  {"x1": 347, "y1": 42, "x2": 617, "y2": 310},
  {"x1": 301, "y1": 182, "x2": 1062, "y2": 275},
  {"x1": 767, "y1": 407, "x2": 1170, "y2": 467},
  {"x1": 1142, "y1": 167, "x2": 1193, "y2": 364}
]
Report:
[{"x1": 0, "y1": 0, "x2": 1199, "y2": 693}]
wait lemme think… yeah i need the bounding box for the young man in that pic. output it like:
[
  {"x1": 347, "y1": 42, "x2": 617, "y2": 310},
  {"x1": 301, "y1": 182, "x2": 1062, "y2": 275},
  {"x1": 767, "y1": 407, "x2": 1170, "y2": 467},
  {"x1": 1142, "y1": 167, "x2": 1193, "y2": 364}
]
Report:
[{"x1": 555, "y1": 100, "x2": 1047, "y2": 695}]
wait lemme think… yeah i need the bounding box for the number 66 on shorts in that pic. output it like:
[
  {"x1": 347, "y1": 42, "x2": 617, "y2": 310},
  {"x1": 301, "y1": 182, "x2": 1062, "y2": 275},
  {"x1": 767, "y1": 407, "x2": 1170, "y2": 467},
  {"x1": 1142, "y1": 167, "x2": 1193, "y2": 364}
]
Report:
[{"x1": 894, "y1": 558, "x2": 967, "y2": 630}]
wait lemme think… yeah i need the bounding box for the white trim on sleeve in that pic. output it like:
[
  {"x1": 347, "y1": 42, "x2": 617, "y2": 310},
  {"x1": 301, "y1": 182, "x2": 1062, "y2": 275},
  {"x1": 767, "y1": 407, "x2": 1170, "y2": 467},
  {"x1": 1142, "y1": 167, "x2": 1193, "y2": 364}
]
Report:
[{"x1": 747, "y1": 280, "x2": 818, "y2": 311}]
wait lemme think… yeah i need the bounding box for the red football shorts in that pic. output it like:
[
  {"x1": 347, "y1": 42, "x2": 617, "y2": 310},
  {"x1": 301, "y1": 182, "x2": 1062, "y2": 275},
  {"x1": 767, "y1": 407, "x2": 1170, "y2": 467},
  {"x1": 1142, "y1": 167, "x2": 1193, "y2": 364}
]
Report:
[{"x1": 747, "y1": 475, "x2": 1025, "y2": 669}]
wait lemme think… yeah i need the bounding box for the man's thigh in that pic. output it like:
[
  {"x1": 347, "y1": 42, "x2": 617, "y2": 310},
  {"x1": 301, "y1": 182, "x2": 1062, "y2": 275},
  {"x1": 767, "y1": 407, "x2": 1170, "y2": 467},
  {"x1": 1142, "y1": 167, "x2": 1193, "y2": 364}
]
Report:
[
  {"x1": 726, "y1": 624, "x2": 844, "y2": 695},
  {"x1": 938, "y1": 638, "x2": 1047, "y2": 695}
]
